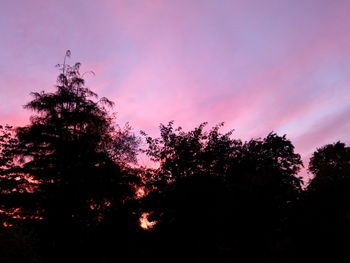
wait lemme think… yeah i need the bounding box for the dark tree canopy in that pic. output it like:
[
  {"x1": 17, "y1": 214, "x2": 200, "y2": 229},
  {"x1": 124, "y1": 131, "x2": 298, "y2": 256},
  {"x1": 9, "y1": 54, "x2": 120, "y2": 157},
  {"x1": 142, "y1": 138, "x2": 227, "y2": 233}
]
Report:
[
  {"x1": 308, "y1": 141, "x2": 350, "y2": 189},
  {"x1": 141, "y1": 122, "x2": 239, "y2": 184},
  {"x1": 306, "y1": 141, "x2": 350, "y2": 217},
  {"x1": 230, "y1": 132, "x2": 303, "y2": 208},
  {"x1": 2, "y1": 52, "x2": 140, "y2": 262},
  {"x1": 292, "y1": 141, "x2": 350, "y2": 262},
  {"x1": 138, "y1": 122, "x2": 304, "y2": 262},
  {"x1": 142, "y1": 122, "x2": 303, "y2": 199},
  {"x1": 0, "y1": 125, "x2": 33, "y2": 225},
  {"x1": 14, "y1": 55, "x2": 137, "y2": 219},
  {"x1": 306, "y1": 141, "x2": 350, "y2": 218}
]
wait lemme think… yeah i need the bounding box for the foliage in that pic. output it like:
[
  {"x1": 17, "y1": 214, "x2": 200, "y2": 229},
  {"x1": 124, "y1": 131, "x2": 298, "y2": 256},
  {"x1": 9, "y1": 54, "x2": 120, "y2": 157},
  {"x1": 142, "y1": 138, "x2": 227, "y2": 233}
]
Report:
[
  {"x1": 139, "y1": 122, "x2": 304, "y2": 262},
  {"x1": 141, "y1": 122, "x2": 238, "y2": 183},
  {"x1": 0, "y1": 125, "x2": 34, "y2": 225},
  {"x1": 308, "y1": 141, "x2": 350, "y2": 188},
  {"x1": 293, "y1": 141, "x2": 350, "y2": 262},
  {"x1": 3, "y1": 52, "x2": 140, "y2": 262}
]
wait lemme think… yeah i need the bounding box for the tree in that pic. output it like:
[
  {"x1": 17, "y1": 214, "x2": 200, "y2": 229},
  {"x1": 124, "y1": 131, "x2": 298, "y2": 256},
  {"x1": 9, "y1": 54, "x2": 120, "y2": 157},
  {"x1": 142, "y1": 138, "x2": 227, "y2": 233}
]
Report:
[
  {"x1": 142, "y1": 122, "x2": 238, "y2": 183},
  {"x1": 139, "y1": 122, "x2": 234, "y2": 262},
  {"x1": 308, "y1": 141, "x2": 350, "y2": 188},
  {"x1": 229, "y1": 132, "x2": 303, "y2": 213},
  {"x1": 10, "y1": 51, "x2": 139, "y2": 262},
  {"x1": 306, "y1": 141, "x2": 350, "y2": 213},
  {"x1": 0, "y1": 125, "x2": 34, "y2": 226},
  {"x1": 225, "y1": 133, "x2": 303, "y2": 262},
  {"x1": 139, "y1": 123, "x2": 303, "y2": 262},
  {"x1": 296, "y1": 142, "x2": 350, "y2": 262}
]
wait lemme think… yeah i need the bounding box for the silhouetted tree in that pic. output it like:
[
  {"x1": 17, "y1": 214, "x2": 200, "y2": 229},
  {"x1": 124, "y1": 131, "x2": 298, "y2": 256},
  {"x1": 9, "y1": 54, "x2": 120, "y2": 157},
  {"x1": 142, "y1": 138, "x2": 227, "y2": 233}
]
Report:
[
  {"x1": 0, "y1": 125, "x2": 33, "y2": 225},
  {"x1": 227, "y1": 132, "x2": 303, "y2": 224},
  {"x1": 139, "y1": 122, "x2": 235, "y2": 262},
  {"x1": 139, "y1": 122, "x2": 303, "y2": 262},
  {"x1": 225, "y1": 132, "x2": 303, "y2": 262},
  {"x1": 8, "y1": 51, "x2": 140, "y2": 262},
  {"x1": 297, "y1": 142, "x2": 350, "y2": 262},
  {"x1": 308, "y1": 141, "x2": 350, "y2": 190}
]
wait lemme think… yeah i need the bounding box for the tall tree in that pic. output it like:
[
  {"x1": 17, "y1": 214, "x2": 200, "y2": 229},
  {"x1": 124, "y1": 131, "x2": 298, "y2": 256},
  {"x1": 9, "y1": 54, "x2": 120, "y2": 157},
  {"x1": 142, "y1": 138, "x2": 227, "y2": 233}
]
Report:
[{"x1": 11, "y1": 51, "x2": 139, "y2": 262}]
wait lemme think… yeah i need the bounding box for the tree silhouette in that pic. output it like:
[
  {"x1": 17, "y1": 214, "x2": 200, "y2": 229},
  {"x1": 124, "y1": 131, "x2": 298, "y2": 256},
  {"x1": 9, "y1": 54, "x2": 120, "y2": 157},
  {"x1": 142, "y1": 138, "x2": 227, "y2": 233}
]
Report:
[
  {"x1": 0, "y1": 125, "x2": 34, "y2": 226},
  {"x1": 296, "y1": 142, "x2": 350, "y2": 262},
  {"x1": 139, "y1": 122, "x2": 303, "y2": 262},
  {"x1": 225, "y1": 132, "x2": 303, "y2": 262},
  {"x1": 308, "y1": 141, "x2": 350, "y2": 189},
  {"x1": 7, "y1": 52, "x2": 139, "y2": 262},
  {"x1": 139, "y1": 122, "x2": 235, "y2": 262}
]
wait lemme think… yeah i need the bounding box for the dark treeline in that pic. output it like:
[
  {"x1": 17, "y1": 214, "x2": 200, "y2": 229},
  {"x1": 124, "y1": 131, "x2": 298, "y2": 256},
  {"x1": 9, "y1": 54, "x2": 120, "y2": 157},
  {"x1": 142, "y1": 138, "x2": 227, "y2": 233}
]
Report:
[{"x1": 0, "y1": 54, "x2": 350, "y2": 262}]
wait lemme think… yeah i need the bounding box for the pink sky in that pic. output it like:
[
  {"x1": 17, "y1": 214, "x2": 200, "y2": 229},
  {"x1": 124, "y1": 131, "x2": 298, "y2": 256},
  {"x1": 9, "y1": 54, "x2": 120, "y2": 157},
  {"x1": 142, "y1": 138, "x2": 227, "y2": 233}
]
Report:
[{"x1": 1, "y1": 0, "x2": 350, "y2": 180}]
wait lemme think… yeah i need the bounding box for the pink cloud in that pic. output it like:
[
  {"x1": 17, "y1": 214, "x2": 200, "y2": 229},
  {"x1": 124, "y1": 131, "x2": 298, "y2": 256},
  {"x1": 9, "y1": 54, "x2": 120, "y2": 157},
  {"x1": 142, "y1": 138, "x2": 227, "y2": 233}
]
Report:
[{"x1": 294, "y1": 105, "x2": 350, "y2": 155}]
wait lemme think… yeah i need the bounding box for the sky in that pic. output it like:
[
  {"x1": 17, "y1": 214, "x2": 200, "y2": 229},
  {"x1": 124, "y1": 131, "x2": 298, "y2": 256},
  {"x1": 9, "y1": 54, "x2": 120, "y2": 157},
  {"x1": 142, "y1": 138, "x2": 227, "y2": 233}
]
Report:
[{"x1": 1, "y1": 0, "x2": 350, "y2": 180}]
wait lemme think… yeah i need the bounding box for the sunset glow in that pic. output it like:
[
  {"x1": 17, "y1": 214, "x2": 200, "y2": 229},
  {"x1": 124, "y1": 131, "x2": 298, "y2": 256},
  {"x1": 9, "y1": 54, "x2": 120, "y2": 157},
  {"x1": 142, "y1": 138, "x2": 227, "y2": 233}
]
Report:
[
  {"x1": 135, "y1": 187, "x2": 146, "y2": 199},
  {"x1": 139, "y1": 212, "x2": 157, "y2": 230},
  {"x1": 0, "y1": 208, "x2": 43, "y2": 223}
]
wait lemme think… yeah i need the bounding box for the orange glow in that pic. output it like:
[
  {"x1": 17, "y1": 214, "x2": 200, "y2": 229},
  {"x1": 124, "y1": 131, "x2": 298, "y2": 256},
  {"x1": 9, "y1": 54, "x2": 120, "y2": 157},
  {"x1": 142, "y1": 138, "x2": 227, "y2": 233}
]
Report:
[
  {"x1": 26, "y1": 176, "x2": 41, "y2": 184},
  {"x1": 139, "y1": 212, "x2": 157, "y2": 230},
  {"x1": 0, "y1": 208, "x2": 43, "y2": 222},
  {"x1": 135, "y1": 187, "x2": 146, "y2": 199}
]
